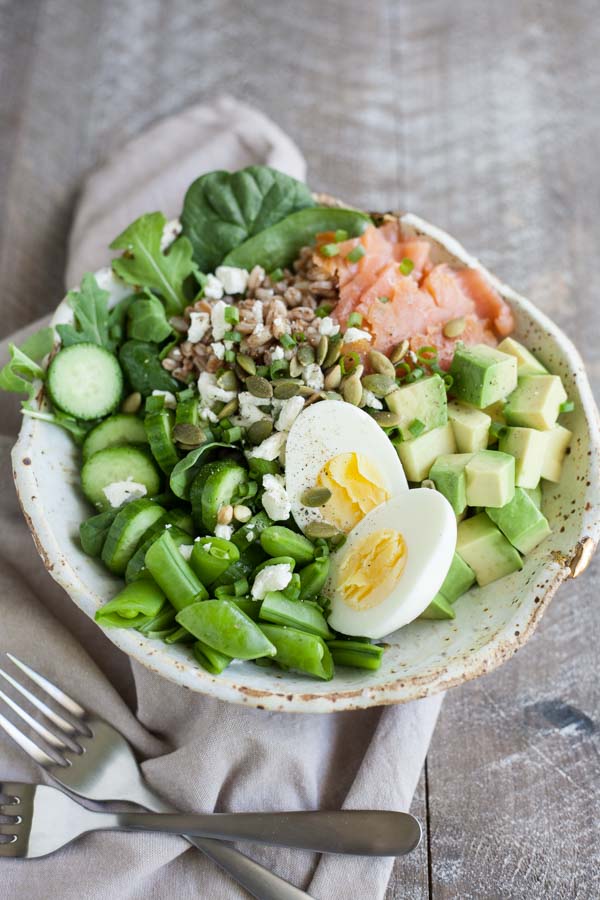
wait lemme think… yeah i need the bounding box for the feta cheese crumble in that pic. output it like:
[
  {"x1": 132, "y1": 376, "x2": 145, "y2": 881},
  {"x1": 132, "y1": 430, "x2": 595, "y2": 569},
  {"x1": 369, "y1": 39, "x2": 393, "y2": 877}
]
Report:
[
  {"x1": 187, "y1": 311, "x2": 210, "y2": 343},
  {"x1": 211, "y1": 341, "x2": 225, "y2": 360},
  {"x1": 160, "y1": 218, "x2": 182, "y2": 252},
  {"x1": 319, "y1": 316, "x2": 340, "y2": 337},
  {"x1": 271, "y1": 346, "x2": 285, "y2": 361},
  {"x1": 246, "y1": 431, "x2": 287, "y2": 461},
  {"x1": 215, "y1": 523, "x2": 233, "y2": 540},
  {"x1": 197, "y1": 371, "x2": 236, "y2": 406},
  {"x1": 236, "y1": 391, "x2": 271, "y2": 428},
  {"x1": 251, "y1": 562, "x2": 293, "y2": 600},
  {"x1": 361, "y1": 388, "x2": 383, "y2": 410},
  {"x1": 204, "y1": 274, "x2": 224, "y2": 300},
  {"x1": 215, "y1": 266, "x2": 249, "y2": 295},
  {"x1": 343, "y1": 327, "x2": 372, "y2": 344},
  {"x1": 210, "y1": 300, "x2": 229, "y2": 341},
  {"x1": 303, "y1": 364, "x2": 325, "y2": 391},
  {"x1": 261, "y1": 473, "x2": 291, "y2": 521},
  {"x1": 102, "y1": 478, "x2": 148, "y2": 508},
  {"x1": 179, "y1": 544, "x2": 193, "y2": 561},
  {"x1": 275, "y1": 395, "x2": 305, "y2": 432},
  {"x1": 151, "y1": 390, "x2": 177, "y2": 408}
]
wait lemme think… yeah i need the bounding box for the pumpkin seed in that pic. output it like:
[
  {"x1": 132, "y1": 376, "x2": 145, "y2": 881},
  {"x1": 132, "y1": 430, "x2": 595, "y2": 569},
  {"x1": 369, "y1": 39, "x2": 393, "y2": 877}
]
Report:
[
  {"x1": 236, "y1": 353, "x2": 256, "y2": 375},
  {"x1": 217, "y1": 504, "x2": 234, "y2": 525},
  {"x1": 390, "y1": 339, "x2": 410, "y2": 364},
  {"x1": 304, "y1": 391, "x2": 323, "y2": 407},
  {"x1": 121, "y1": 391, "x2": 142, "y2": 414},
  {"x1": 217, "y1": 369, "x2": 239, "y2": 392},
  {"x1": 361, "y1": 374, "x2": 397, "y2": 397},
  {"x1": 323, "y1": 391, "x2": 343, "y2": 401},
  {"x1": 316, "y1": 335, "x2": 329, "y2": 366},
  {"x1": 324, "y1": 365, "x2": 342, "y2": 390},
  {"x1": 342, "y1": 374, "x2": 363, "y2": 406},
  {"x1": 368, "y1": 349, "x2": 396, "y2": 377},
  {"x1": 299, "y1": 384, "x2": 318, "y2": 398},
  {"x1": 217, "y1": 398, "x2": 239, "y2": 420},
  {"x1": 246, "y1": 375, "x2": 273, "y2": 399},
  {"x1": 247, "y1": 418, "x2": 273, "y2": 445},
  {"x1": 421, "y1": 478, "x2": 436, "y2": 490},
  {"x1": 371, "y1": 410, "x2": 402, "y2": 427},
  {"x1": 443, "y1": 317, "x2": 466, "y2": 338},
  {"x1": 289, "y1": 355, "x2": 304, "y2": 378},
  {"x1": 297, "y1": 343, "x2": 315, "y2": 366},
  {"x1": 273, "y1": 379, "x2": 301, "y2": 400},
  {"x1": 233, "y1": 504, "x2": 252, "y2": 522},
  {"x1": 301, "y1": 487, "x2": 332, "y2": 507},
  {"x1": 305, "y1": 521, "x2": 341, "y2": 540},
  {"x1": 322, "y1": 335, "x2": 342, "y2": 368},
  {"x1": 173, "y1": 423, "x2": 205, "y2": 445}
]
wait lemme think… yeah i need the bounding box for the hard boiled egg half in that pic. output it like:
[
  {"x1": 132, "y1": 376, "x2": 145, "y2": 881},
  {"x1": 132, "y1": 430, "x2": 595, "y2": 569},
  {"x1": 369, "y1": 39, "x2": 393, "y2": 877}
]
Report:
[
  {"x1": 285, "y1": 400, "x2": 408, "y2": 535},
  {"x1": 325, "y1": 489, "x2": 456, "y2": 638}
]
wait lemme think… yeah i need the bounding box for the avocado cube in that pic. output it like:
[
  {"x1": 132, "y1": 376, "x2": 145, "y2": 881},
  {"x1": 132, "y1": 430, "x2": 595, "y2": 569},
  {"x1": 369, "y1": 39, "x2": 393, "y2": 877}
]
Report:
[
  {"x1": 385, "y1": 375, "x2": 448, "y2": 441},
  {"x1": 429, "y1": 453, "x2": 472, "y2": 515},
  {"x1": 419, "y1": 593, "x2": 456, "y2": 620},
  {"x1": 449, "y1": 344, "x2": 517, "y2": 409},
  {"x1": 504, "y1": 375, "x2": 567, "y2": 430},
  {"x1": 524, "y1": 484, "x2": 543, "y2": 509},
  {"x1": 540, "y1": 424, "x2": 572, "y2": 482},
  {"x1": 497, "y1": 337, "x2": 548, "y2": 376},
  {"x1": 465, "y1": 450, "x2": 515, "y2": 508},
  {"x1": 486, "y1": 488, "x2": 551, "y2": 555},
  {"x1": 439, "y1": 552, "x2": 476, "y2": 602},
  {"x1": 447, "y1": 401, "x2": 491, "y2": 453},
  {"x1": 457, "y1": 513, "x2": 523, "y2": 586},
  {"x1": 498, "y1": 426, "x2": 546, "y2": 489},
  {"x1": 395, "y1": 422, "x2": 456, "y2": 482}
]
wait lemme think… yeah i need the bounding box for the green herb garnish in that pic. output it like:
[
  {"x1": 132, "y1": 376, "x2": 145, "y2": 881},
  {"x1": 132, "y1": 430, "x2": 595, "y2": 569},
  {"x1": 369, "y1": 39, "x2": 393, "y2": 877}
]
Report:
[
  {"x1": 340, "y1": 352, "x2": 360, "y2": 375},
  {"x1": 280, "y1": 334, "x2": 296, "y2": 350},
  {"x1": 320, "y1": 243, "x2": 340, "y2": 258},
  {"x1": 224, "y1": 306, "x2": 240, "y2": 324},
  {"x1": 334, "y1": 229, "x2": 349, "y2": 242},
  {"x1": 399, "y1": 257, "x2": 414, "y2": 276},
  {"x1": 378, "y1": 296, "x2": 390, "y2": 304},
  {"x1": 559, "y1": 400, "x2": 575, "y2": 414},
  {"x1": 347, "y1": 312, "x2": 363, "y2": 328},
  {"x1": 315, "y1": 304, "x2": 333, "y2": 318},
  {"x1": 408, "y1": 418, "x2": 426, "y2": 437},
  {"x1": 346, "y1": 245, "x2": 366, "y2": 263}
]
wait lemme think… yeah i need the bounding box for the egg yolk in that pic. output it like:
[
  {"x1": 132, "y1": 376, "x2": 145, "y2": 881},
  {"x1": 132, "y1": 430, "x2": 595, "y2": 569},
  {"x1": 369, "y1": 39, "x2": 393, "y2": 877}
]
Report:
[
  {"x1": 337, "y1": 529, "x2": 407, "y2": 610},
  {"x1": 316, "y1": 452, "x2": 389, "y2": 532}
]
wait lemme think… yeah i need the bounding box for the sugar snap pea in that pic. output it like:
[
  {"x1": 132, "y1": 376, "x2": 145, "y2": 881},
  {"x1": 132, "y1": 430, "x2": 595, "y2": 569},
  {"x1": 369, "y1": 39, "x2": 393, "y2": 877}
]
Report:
[
  {"x1": 79, "y1": 507, "x2": 121, "y2": 558},
  {"x1": 101, "y1": 499, "x2": 166, "y2": 575},
  {"x1": 259, "y1": 592, "x2": 332, "y2": 639},
  {"x1": 193, "y1": 640, "x2": 232, "y2": 674},
  {"x1": 253, "y1": 555, "x2": 296, "y2": 576},
  {"x1": 260, "y1": 526, "x2": 315, "y2": 564},
  {"x1": 231, "y1": 511, "x2": 272, "y2": 553},
  {"x1": 280, "y1": 573, "x2": 301, "y2": 601},
  {"x1": 145, "y1": 530, "x2": 208, "y2": 610},
  {"x1": 176, "y1": 600, "x2": 276, "y2": 660},
  {"x1": 190, "y1": 536, "x2": 240, "y2": 586},
  {"x1": 258, "y1": 624, "x2": 334, "y2": 680},
  {"x1": 327, "y1": 640, "x2": 384, "y2": 671},
  {"x1": 145, "y1": 407, "x2": 180, "y2": 473},
  {"x1": 298, "y1": 555, "x2": 330, "y2": 601},
  {"x1": 95, "y1": 577, "x2": 166, "y2": 629},
  {"x1": 125, "y1": 523, "x2": 192, "y2": 583},
  {"x1": 212, "y1": 543, "x2": 267, "y2": 588}
]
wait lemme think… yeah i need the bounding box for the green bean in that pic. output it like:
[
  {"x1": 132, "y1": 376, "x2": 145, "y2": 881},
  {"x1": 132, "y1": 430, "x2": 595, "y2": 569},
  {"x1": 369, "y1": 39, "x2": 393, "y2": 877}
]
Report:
[
  {"x1": 280, "y1": 573, "x2": 301, "y2": 601},
  {"x1": 164, "y1": 626, "x2": 195, "y2": 644},
  {"x1": 259, "y1": 592, "x2": 332, "y2": 639},
  {"x1": 260, "y1": 526, "x2": 315, "y2": 564},
  {"x1": 327, "y1": 640, "x2": 384, "y2": 671},
  {"x1": 95, "y1": 577, "x2": 166, "y2": 629},
  {"x1": 298, "y1": 556, "x2": 330, "y2": 601},
  {"x1": 145, "y1": 531, "x2": 208, "y2": 611},
  {"x1": 125, "y1": 524, "x2": 192, "y2": 583},
  {"x1": 212, "y1": 544, "x2": 266, "y2": 587},
  {"x1": 176, "y1": 600, "x2": 276, "y2": 660},
  {"x1": 258, "y1": 624, "x2": 334, "y2": 680},
  {"x1": 231, "y1": 511, "x2": 272, "y2": 553},
  {"x1": 193, "y1": 640, "x2": 232, "y2": 674},
  {"x1": 214, "y1": 578, "x2": 248, "y2": 599},
  {"x1": 137, "y1": 607, "x2": 177, "y2": 638},
  {"x1": 190, "y1": 537, "x2": 240, "y2": 586}
]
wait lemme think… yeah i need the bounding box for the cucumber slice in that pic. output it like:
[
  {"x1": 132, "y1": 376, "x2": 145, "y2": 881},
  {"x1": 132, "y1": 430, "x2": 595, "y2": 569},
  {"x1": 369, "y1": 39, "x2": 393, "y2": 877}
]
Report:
[
  {"x1": 101, "y1": 499, "x2": 166, "y2": 574},
  {"x1": 82, "y1": 414, "x2": 148, "y2": 462},
  {"x1": 201, "y1": 463, "x2": 248, "y2": 532},
  {"x1": 79, "y1": 508, "x2": 121, "y2": 557},
  {"x1": 145, "y1": 408, "x2": 180, "y2": 473},
  {"x1": 47, "y1": 343, "x2": 123, "y2": 420},
  {"x1": 81, "y1": 445, "x2": 162, "y2": 511}
]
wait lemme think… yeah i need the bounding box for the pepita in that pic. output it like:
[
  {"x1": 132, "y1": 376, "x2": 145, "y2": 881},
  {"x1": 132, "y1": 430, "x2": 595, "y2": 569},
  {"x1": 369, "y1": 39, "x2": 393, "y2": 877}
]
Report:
[
  {"x1": 247, "y1": 418, "x2": 273, "y2": 445},
  {"x1": 304, "y1": 391, "x2": 323, "y2": 406},
  {"x1": 368, "y1": 349, "x2": 396, "y2": 377},
  {"x1": 305, "y1": 521, "x2": 341, "y2": 540},
  {"x1": 297, "y1": 343, "x2": 315, "y2": 366},
  {"x1": 361, "y1": 374, "x2": 397, "y2": 397},
  {"x1": 443, "y1": 317, "x2": 466, "y2": 338},
  {"x1": 289, "y1": 355, "x2": 304, "y2": 378},
  {"x1": 371, "y1": 410, "x2": 402, "y2": 427},
  {"x1": 233, "y1": 504, "x2": 252, "y2": 523},
  {"x1": 217, "y1": 398, "x2": 239, "y2": 420},
  {"x1": 173, "y1": 423, "x2": 205, "y2": 445},
  {"x1": 273, "y1": 379, "x2": 301, "y2": 400},
  {"x1": 316, "y1": 335, "x2": 329, "y2": 366},
  {"x1": 217, "y1": 370, "x2": 239, "y2": 392},
  {"x1": 324, "y1": 365, "x2": 342, "y2": 390},
  {"x1": 245, "y1": 374, "x2": 273, "y2": 399},
  {"x1": 342, "y1": 374, "x2": 363, "y2": 406},
  {"x1": 121, "y1": 391, "x2": 142, "y2": 414},
  {"x1": 323, "y1": 391, "x2": 343, "y2": 401},
  {"x1": 299, "y1": 384, "x2": 318, "y2": 398},
  {"x1": 390, "y1": 339, "x2": 410, "y2": 364},
  {"x1": 301, "y1": 487, "x2": 332, "y2": 507},
  {"x1": 217, "y1": 504, "x2": 234, "y2": 525},
  {"x1": 322, "y1": 334, "x2": 342, "y2": 369},
  {"x1": 236, "y1": 353, "x2": 256, "y2": 375},
  {"x1": 421, "y1": 478, "x2": 436, "y2": 490}
]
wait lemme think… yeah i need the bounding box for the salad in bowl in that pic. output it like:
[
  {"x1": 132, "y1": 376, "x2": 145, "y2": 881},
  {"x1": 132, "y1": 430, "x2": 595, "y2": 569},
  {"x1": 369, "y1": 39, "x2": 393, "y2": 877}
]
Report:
[{"x1": 4, "y1": 166, "x2": 598, "y2": 710}]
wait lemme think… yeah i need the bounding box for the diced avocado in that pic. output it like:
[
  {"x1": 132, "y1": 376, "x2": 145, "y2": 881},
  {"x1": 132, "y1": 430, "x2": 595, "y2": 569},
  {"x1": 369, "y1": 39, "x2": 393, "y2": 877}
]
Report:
[
  {"x1": 447, "y1": 401, "x2": 491, "y2": 453},
  {"x1": 465, "y1": 450, "x2": 515, "y2": 508},
  {"x1": 439, "y1": 552, "x2": 476, "y2": 602},
  {"x1": 395, "y1": 422, "x2": 456, "y2": 482},
  {"x1": 524, "y1": 484, "x2": 542, "y2": 509},
  {"x1": 385, "y1": 375, "x2": 447, "y2": 441},
  {"x1": 419, "y1": 593, "x2": 455, "y2": 620},
  {"x1": 486, "y1": 488, "x2": 551, "y2": 555},
  {"x1": 449, "y1": 344, "x2": 517, "y2": 409},
  {"x1": 498, "y1": 426, "x2": 546, "y2": 489},
  {"x1": 429, "y1": 453, "x2": 472, "y2": 515},
  {"x1": 540, "y1": 424, "x2": 572, "y2": 482},
  {"x1": 457, "y1": 513, "x2": 523, "y2": 586},
  {"x1": 497, "y1": 337, "x2": 548, "y2": 376},
  {"x1": 504, "y1": 375, "x2": 567, "y2": 430}
]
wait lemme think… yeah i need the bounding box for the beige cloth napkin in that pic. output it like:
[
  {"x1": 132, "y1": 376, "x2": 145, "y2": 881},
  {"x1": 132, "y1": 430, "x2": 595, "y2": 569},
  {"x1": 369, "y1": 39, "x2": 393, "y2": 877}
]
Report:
[{"x1": 0, "y1": 96, "x2": 443, "y2": 900}]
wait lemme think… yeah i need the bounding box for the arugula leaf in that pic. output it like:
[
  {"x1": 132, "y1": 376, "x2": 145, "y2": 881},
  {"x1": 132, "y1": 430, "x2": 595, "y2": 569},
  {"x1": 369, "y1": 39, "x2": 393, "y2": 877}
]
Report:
[
  {"x1": 119, "y1": 340, "x2": 181, "y2": 396},
  {"x1": 181, "y1": 166, "x2": 315, "y2": 272},
  {"x1": 56, "y1": 274, "x2": 114, "y2": 351},
  {"x1": 127, "y1": 294, "x2": 173, "y2": 342},
  {"x1": 110, "y1": 213, "x2": 194, "y2": 316},
  {"x1": 0, "y1": 327, "x2": 54, "y2": 401},
  {"x1": 22, "y1": 408, "x2": 91, "y2": 443}
]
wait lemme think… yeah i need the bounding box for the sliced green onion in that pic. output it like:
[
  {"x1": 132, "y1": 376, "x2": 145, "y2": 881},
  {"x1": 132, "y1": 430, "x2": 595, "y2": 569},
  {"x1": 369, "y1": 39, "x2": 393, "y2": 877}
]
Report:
[
  {"x1": 270, "y1": 358, "x2": 289, "y2": 379},
  {"x1": 395, "y1": 362, "x2": 411, "y2": 380},
  {"x1": 269, "y1": 267, "x2": 284, "y2": 282},
  {"x1": 280, "y1": 334, "x2": 296, "y2": 350},
  {"x1": 334, "y1": 229, "x2": 349, "y2": 242},
  {"x1": 347, "y1": 312, "x2": 363, "y2": 328},
  {"x1": 489, "y1": 421, "x2": 507, "y2": 440},
  {"x1": 399, "y1": 257, "x2": 414, "y2": 275},
  {"x1": 315, "y1": 303, "x2": 333, "y2": 318},
  {"x1": 408, "y1": 418, "x2": 426, "y2": 437},
  {"x1": 320, "y1": 242, "x2": 340, "y2": 257},
  {"x1": 218, "y1": 416, "x2": 232, "y2": 429},
  {"x1": 340, "y1": 352, "x2": 360, "y2": 375},
  {"x1": 346, "y1": 245, "x2": 366, "y2": 263},
  {"x1": 294, "y1": 331, "x2": 306, "y2": 342},
  {"x1": 407, "y1": 366, "x2": 424, "y2": 382},
  {"x1": 223, "y1": 425, "x2": 243, "y2": 443},
  {"x1": 224, "y1": 306, "x2": 240, "y2": 324},
  {"x1": 223, "y1": 330, "x2": 242, "y2": 343},
  {"x1": 378, "y1": 296, "x2": 390, "y2": 304},
  {"x1": 256, "y1": 365, "x2": 270, "y2": 377},
  {"x1": 559, "y1": 400, "x2": 575, "y2": 413},
  {"x1": 443, "y1": 373, "x2": 454, "y2": 391},
  {"x1": 224, "y1": 349, "x2": 236, "y2": 363},
  {"x1": 417, "y1": 345, "x2": 438, "y2": 363}
]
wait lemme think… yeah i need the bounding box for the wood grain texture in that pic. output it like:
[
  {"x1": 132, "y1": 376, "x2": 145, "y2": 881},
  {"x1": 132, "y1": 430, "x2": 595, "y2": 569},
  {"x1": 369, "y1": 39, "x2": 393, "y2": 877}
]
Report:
[{"x1": 0, "y1": 1, "x2": 598, "y2": 897}]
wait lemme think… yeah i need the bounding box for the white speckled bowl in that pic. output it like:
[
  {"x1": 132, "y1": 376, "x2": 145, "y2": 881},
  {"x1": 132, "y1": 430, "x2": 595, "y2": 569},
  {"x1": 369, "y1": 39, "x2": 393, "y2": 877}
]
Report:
[{"x1": 12, "y1": 213, "x2": 600, "y2": 712}]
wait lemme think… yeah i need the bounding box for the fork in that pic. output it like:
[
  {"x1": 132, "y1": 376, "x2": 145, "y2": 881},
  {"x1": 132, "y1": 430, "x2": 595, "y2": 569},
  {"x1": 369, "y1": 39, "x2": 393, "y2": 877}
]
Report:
[
  {"x1": 0, "y1": 654, "x2": 312, "y2": 899},
  {"x1": 0, "y1": 781, "x2": 421, "y2": 858}
]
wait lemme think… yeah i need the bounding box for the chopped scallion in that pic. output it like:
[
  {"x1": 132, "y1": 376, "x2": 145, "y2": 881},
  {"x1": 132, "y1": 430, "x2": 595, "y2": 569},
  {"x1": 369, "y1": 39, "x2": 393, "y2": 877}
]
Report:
[
  {"x1": 223, "y1": 426, "x2": 243, "y2": 443},
  {"x1": 340, "y1": 351, "x2": 360, "y2": 375},
  {"x1": 347, "y1": 312, "x2": 363, "y2": 328},
  {"x1": 320, "y1": 243, "x2": 340, "y2": 258},
  {"x1": 223, "y1": 330, "x2": 242, "y2": 343},
  {"x1": 270, "y1": 359, "x2": 289, "y2": 379},
  {"x1": 559, "y1": 400, "x2": 575, "y2": 414},
  {"x1": 224, "y1": 306, "x2": 240, "y2": 324},
  {"x1": 224, "y1": 349, "x2": 236, "y2": 363},
  {"x1": 399, "y1": 257, "x2": 414, "y2": 275},
  {"x1": 346, "y1": 245, "x2": 366, "y2": 263},
  {"x1": 280, "y1": 334, "x2": 296, "y2": 350},
  {"x1": 269, "y1": 267, "x2": 284, "y2": 282},
  {"x1": 334, "y1": 229, "x2": 349, "y2": 242},
  {"x1": 417, "y1": 345, "x2": 438, "y2": 363},
  {"x1": 378, "y1": 296, "x2": 390, "y2": 304},
  {"x1": 315, "y1": 303, "x2": 333, "y2": 318},
  {"x1": 408, "y1": 418, "x2": 426, "y2": 437}
]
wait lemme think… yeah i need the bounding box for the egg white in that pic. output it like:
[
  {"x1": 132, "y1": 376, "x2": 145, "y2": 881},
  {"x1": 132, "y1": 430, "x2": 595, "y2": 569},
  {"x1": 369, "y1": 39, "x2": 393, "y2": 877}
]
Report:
[
  {"x1": 285, "y1": 400, "x2": 408, "y2": 533},
  {"x1": 325, "y1": 488, "x2": 457, "y2": 639}
]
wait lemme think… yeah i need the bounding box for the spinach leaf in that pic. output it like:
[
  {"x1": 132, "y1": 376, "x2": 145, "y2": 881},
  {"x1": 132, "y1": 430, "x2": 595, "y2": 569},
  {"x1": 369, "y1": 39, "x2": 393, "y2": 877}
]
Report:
[
  {"x1": 170, "y1": 441, "x2": 236, "y2": 500},
  {"x1": 56, "y1": 274, "x2": 114, "y2": 351},
  {"x1": 181, "y1": 166, "x2": 315, "y2": 272},
  {"x1": 127, "y1": 294, "x2": 173, "y2": 342},
  {"x1": 110, "y1": 212, "x2": 194, "y2": 316},
  {"x1": 80, "y1": 508, "x2": 121, "y2": 557},
  {"x1": 0, "y1": 328, "x2": 54, "y2": 400},
  {"x1": 119, "y1": 340, "x2": 180, "y2": 396},
  {"x1": 108, "y1": 294, "x2": 137, "y2": 346}
]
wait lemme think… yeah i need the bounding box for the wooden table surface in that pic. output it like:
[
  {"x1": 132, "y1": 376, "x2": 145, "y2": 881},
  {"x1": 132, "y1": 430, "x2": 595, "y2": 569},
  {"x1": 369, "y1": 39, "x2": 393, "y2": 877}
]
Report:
[{"x1": 1, "y1": 1, "x2": 598, "y2": 897}]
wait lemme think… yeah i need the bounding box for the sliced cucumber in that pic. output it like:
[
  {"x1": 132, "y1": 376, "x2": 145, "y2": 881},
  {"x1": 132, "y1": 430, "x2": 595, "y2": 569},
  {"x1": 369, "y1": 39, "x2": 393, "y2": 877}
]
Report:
[
  {"x1": 47, "y1": 343, "x2": 123, "y2": 420},
  {"x1": 82, "y1": 414, "x2": 148, "y2": 462},
  {"x1": 201, "y1": 463, "x2": 248, "y2": 532},
  {"x1": 79, "y1": 508, "x2": 121, "y2": 557},
  {"x1": 81, "y1": 445, "x2": 162, "y2": 511},
  {"x1": 145, "y1": 408, "x2": 180, "y2": 473},
  {"x1": 190, "y1": 459, "x2": 239, "y2": 529},
  {"x1": 101, "y1": 499, "x2": 166, "y2": 574}
]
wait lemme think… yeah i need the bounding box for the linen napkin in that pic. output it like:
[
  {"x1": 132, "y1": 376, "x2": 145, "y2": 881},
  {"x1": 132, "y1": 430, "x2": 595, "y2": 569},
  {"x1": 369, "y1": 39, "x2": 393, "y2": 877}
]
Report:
[{"x1": 0, "y1": 95, "x2": 443, "y2": 900}]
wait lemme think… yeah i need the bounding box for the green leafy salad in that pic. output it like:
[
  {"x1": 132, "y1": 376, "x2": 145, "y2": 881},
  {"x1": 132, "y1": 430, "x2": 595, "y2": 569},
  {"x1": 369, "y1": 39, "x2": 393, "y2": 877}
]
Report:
[{"x1": 1, "y1": 166, "x2": 574, "y2": 682}]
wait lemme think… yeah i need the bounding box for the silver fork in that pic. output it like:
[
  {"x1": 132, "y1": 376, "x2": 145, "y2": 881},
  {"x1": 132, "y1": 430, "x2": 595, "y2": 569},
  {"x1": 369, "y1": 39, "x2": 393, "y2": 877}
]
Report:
[
  {"x1": 0, "y1": 781, "x2": 421, "y2": 858},
  {"x1": 0, "y1": 654, "x2": 311, "y2": 899}
]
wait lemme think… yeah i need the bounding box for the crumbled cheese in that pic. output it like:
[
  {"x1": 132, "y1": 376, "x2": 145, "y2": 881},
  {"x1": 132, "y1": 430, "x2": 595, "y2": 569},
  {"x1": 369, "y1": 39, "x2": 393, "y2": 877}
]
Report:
[
  {"x1": 261, "y1": 474, "x2": 292, "y2": 521},
  {"x1": 236, "y1": 391, "x2": 271, "y2": 428},
  {"x1": 252, "y1": 323, "x2": 268, "y2": 340},
  {"x1": 200, "y1": 407, "x2": 219, "y2": 424},
  {"x1": 160, "y1": 218, "x2": 182, "y2": 251},
  {"x1": 197, "y1": 371, "x2": 236, "y2": 405},
  {"x1": 210, "y1": 300, "x2": 229, "y2": 340},
  {"x1": 152, "y1": 389, "x2": 177, "y2": 409},
  {"x1": 275, "y1": 395, "x2": 305, "y2": 432},
  {"x1": 319, "y1": 316, "x2": 340, "y2": 337},
  {"x1": 362, "y1": 388, "x2": 383, "y2": 410},
  {"x1": 252, "y1": 300, "x2": 264, "y2": 324},
  {"x1": 251, "y1": 562, "x2": 293, "y2": 600},
  {"x1": 215, "y1": 523, "x2": 233, "y2": 540},
  {"x1": 211, "y1": 341, "x2": 225, "y2": 360},
  {"x1": 271, "y1": 346, "x2": 285, "y2": 361},
  {"x1": 343, "y1": 327, "x2": 372, "y2": 344},
  {"x1": 246, "y1": 431, "x2": 287, "y2": 461},
  {"x1": 245, "y1": 529, "x2": 255, "y2": 543},
  {"x1": 215, "y1": 266, "x2": 250, "y2": 295},
  {"x1": 102, "y1": 478, "x2": 147, "y2": 508},
  {"x1": 187, "y1": 311, "x2": 210, "y2": 343},
  {"x1": 179, "y1": 544, "x2": 193, "y2": 561},
  {"x1": 302, "y1": 364, "x2": 325, "y2": 391},
  {"x1": 273, "y1": 316, "x2": 288, "y2": 334},
  {"x1": 224, "y1": 341, "x2": 234, "y2": 351},
  {"x1": 204, "y1": 274, "x2": 224, "y2": 300}
]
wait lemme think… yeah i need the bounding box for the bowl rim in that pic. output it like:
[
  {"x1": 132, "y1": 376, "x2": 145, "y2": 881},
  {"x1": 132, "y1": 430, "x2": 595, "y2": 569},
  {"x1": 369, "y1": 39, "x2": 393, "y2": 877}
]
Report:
[{"x1": 11, "y1": 212, "x2": 600, "y2": 713}]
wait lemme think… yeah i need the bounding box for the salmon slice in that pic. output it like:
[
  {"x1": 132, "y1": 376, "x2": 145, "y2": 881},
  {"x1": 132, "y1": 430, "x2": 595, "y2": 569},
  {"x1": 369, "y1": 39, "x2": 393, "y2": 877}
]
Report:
[
  {"x1": 422, "y1": 264, "x2": 476, "y2": 319},
  {"x1": 456, "y1": 268, "x2": 514, "y2": 336},
  {"x1": 410, "y1": 316, "x2": 498, "y2": 369}
]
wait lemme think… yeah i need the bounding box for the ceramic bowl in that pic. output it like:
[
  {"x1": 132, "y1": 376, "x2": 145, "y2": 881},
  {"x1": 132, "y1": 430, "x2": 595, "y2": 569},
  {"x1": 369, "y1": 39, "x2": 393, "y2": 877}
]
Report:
[{"x1": 12, "y1": 213, "x2": 600, "y2": 712}]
